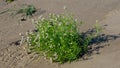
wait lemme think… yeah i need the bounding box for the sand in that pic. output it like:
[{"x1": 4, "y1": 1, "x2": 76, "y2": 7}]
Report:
[{"x1": 0, "y1": 0, "x2": 120, "y2": 68}]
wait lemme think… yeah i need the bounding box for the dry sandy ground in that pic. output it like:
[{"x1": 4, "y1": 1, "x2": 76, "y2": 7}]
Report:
[{"x1": 0, "y1": 0, "x2": 120, "y2": 68}]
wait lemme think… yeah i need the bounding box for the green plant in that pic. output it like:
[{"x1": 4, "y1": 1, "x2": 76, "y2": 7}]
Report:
[
  {"x1": 27, "y1": 14, "x2": 101, "y2": 63},
  {"x1": 17, "y1": 5, "x2": 36, "y2": 16}
]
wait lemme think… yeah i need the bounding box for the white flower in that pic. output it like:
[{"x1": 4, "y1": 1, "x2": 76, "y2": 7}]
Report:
[
  {"x1": 64, "y1": 33, "x2": 67, "y2": 36},
  {"x1": 34, "y1": 21, "x2": 38, "y2": 24},
  {"x1": 75, "y1": 19, "x2": 78, "y2": 22},
  {"x1": 41, "y1": 17, "x2": 45, "y2": 21},
  {"x1": 19, "y1": 33, "x2": 22, "y2": 36},
  {"x1": 43, "y1": 52, "x2": 47, "y2": 57},
  {"x1": 49, "y1": 13, "x2": 52, "y2": 16},
  {"x1": 58, "y1": 22, "x2": 62, "y2": 26},
  {"x1": 63, "y1": 6, "x2": 67, "y2": 10},
  {"x1": 38, "y1": 15, "x2": 43, "y2": 19},
  {"x1": 50, "y1": 57, "x2": 53, "y2": 63},
  {"x1": 54, "y1": 52, "x2": 57, "y2": 57},
  {"x1": 55, "y1": 18, "x2": 58, "y2": 21},
  {"x1": 50, "y1": 45, "x2": 54, "y2": 48},
  {"x1": 31, "y1": 19, "x2": 35, "y2": 23},
  {"x1": 45, "y1": 33, "x2": 48, "y2": 38},
  {"x1": 96, "y1": 20, "x2": 98, "y2": 23},
  {"x1": 70, "y1": 43, "x2": 73, "y2": 44},
  {"x1": 57, "y1": 15, "x2": 60, "y2": 18}
]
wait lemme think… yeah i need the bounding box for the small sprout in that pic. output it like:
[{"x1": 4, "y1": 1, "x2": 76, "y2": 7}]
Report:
[
  {"x1": 17, "y1": 5, "x2": 36, "y2": 16},
  {"x1": 25, "y1": 5, "x2": 36, "y2": 16},
  {"x1": 6, "y1": 0, "x2": 14, "y2": 3}
]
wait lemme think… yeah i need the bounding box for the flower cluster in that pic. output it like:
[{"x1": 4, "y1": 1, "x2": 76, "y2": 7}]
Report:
[{"x1": 28, "y1": 14, "x2": 87, "y2": 63}]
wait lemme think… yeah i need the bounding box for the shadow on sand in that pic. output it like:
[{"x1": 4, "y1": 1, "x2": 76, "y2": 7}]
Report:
[{"x1": 81, "y1": 28, "x2": 120, "y2": 60}]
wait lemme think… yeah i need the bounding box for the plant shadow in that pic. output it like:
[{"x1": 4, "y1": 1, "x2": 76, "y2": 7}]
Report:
[{"x1": 80, "y1": 28, "x2": 120, "y2": 60}]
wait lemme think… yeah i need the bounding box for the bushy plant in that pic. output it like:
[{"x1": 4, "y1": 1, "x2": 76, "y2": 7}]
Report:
[{"x1": 27, "y1": 14, "x2": 100, "y2": 63}]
